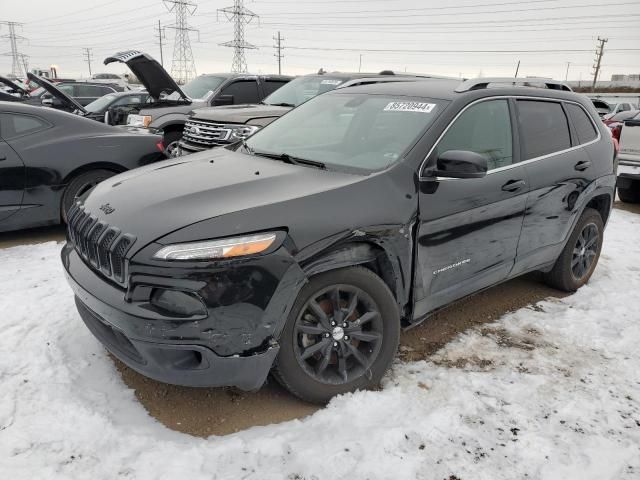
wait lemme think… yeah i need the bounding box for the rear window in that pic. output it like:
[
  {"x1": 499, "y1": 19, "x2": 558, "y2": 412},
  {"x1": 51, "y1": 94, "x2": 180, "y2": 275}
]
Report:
[
  {"x1": 565, "y1": 103, "x2": 598, "y2": 144},
  {"x1": 517, "y1": 100, "x2": 571, "y2": 160}
]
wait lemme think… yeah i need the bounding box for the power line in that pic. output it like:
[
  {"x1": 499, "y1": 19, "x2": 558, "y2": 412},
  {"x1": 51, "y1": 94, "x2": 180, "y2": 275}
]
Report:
[
  {"x1": 591, "y1": 37, "x2": 608, "y2": 91},
  {"x1": 164, "y1": 0, "x2": 198, "y2": 84},
  {"x1": 83, "y1": 47, "x2": 93, "y2": 76},
  {"x1": 273, "y1": 31, "x2": 284, "y2": 75},
  {"x1": 0, "y1": 21, "x2": 27, "y2": 78},
  {"x1": 218, "y1": 0, "x2": 258, "y2": 73}
]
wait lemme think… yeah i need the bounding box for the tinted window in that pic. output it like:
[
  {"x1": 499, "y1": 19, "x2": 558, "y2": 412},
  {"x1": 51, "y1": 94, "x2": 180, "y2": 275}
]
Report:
[
  {"x1": 58, "y1": 84, "x2": 75, "y2": 95},
  {"x1": 263, "y1": 80, "x2": 289, "y2": 96},
  {"x1": 565, "y1": 103, "x2": 598, "y2": 144},
  {"x1": 0, "y1": 113, "x2": 50, "y2": 140},
  {"x1": 436, "y1": 99, "x2": 513, "y2": 170},
  {"x1": 76, "y1": 85, "x2": 106, "y2": 97},
  {"x1": 517, "y1": 100, "x2": 571, "y2": 160},
  {"x1": 220, "y1": 80, "x2": 260, "y2": 104}
]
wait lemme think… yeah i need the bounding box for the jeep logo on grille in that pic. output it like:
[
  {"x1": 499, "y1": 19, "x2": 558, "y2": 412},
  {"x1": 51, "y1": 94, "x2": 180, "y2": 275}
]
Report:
[{"x1": 100, "y1": 203, "x2": 115, "y2": 215}]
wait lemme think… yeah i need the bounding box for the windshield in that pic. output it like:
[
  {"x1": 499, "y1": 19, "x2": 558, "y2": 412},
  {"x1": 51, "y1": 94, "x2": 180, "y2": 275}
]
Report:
[
  {"x1": 246, "y1": 93, "x2": 446, "y2": 172},
  {"x1": 172, "y1": 76, "x2": 225, "y2": 100},
  {"x1": 263, "y1": 75, "x2": 346, "y2": 107},
  {"x1": 85, "y1": 93, "x2": 117, "y2": 112}
]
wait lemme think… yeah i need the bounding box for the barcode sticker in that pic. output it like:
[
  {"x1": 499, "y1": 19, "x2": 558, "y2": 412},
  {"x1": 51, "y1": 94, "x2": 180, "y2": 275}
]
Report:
[{"x1": 384, "y1": 102, "x2": 437, "y2": 113}]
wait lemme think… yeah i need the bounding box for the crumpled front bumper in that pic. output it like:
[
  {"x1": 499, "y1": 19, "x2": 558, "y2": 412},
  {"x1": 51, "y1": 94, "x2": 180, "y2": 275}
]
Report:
[{"x1": 62, "y1": 243, "x2": 304, "y2": 390}]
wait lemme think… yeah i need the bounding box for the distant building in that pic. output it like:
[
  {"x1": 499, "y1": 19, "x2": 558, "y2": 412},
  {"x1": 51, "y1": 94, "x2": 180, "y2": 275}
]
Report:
[{"x1": 611, "y1": 74, "x2": 640, "y2": 82}]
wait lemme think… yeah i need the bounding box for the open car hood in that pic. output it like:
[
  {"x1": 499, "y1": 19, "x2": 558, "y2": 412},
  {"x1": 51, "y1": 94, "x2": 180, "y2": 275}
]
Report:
[
  {"x1": 104, "y1": 50, "x2": 188, "y2": 102},
  {"x1": 0, "y1": 76, "x2": 29, "y2": 96},
  {"x1": 26, "y1": 73, "x2": 86, "y2": 113}
]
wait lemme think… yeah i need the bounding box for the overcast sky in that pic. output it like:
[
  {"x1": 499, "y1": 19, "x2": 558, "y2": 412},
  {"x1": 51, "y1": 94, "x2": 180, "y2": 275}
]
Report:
[{"x1": 1, "y1": 0, "x2": 639, "y2": 82}]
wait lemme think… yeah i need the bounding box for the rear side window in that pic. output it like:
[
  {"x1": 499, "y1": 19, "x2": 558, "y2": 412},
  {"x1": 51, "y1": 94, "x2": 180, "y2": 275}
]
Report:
[
  {"x1": 0, "y1": 113, "x2": 51, "y2": 140},
  {"x1": 436, "y1": 99, "x2": 513, "y2": 170},
  {"x1": 565, "y1": 103, "x2": 598, "y2": 144},
  {"x1": 263, "y1": 80, "x2": 289, "y2": 96},
  {"x1": 220, "y1": 80, "x2": 260, "y2": 104},
  {"x1": 517, "y1": 100, "x2": 571, "y2": 160}
]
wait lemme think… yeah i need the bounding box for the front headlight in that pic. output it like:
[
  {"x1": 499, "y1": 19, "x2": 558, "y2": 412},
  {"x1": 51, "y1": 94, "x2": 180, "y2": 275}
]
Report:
[
  {"x1": 229, "y1": 125, "x2": 260, "y2": 141},
  {"x1": 153, "y1": 233, "x2": 277, "y2": 261},
  {"x1": 127, "y1": 114, "x2": 153, "y2": 128}
]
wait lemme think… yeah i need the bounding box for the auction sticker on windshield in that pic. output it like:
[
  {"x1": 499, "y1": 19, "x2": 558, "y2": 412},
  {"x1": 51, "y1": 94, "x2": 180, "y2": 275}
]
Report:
[{"x1": 384, "y1": 101, "x2": 437, "y2": 113}]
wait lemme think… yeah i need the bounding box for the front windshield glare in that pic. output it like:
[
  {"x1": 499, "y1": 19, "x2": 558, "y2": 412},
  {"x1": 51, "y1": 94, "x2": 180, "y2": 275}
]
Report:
[
  {"x1": 246, "y1": 93, "x2": 445, "y2": 172},
  {"x1": 264, "y1": 76, "x2": 345, "y2": 107},
  {"x1": 180, "y1": 76, "x2": 225, "y2": 99}
]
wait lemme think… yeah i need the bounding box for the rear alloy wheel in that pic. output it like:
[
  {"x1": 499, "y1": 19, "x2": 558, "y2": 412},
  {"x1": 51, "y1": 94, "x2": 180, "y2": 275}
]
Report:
[
  {"x1": 61, "y1": 169, "x2": 115, "y2": 223},
  {"x1": 163, "y1": 130, "x2": 182, "y2": 158},
  {"x1": 544, "y1": 207, "x2": 604, "y2": 292},
  {"x1": 274, "y1": 267, "x2": 400, "y2": 404}
]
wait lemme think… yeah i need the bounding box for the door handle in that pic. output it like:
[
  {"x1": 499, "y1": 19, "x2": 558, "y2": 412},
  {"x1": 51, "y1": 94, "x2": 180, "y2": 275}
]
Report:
[
  {"x1": 574, "y1": 160, "x2": 591, "y2": 171},
  {"x1": 0, "y1": 157, "x2": 6, "y2": 161},
  {"x1": 501, "y1": 179, "x2": 526, "y2": 192}
]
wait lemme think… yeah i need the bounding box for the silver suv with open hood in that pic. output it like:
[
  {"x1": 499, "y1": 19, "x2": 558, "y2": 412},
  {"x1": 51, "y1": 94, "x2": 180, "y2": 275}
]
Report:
[{"x1": 105, "y1": 50, "x2": 292, "y2": 156}]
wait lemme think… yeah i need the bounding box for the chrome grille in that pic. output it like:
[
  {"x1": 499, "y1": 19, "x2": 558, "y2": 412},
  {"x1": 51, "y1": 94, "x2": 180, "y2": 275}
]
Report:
[
  {"x1": 66, "y1": 205, "x2": 136, "y2": 285},
  {"x1": 182, "y1": 119, "x2": 233, "y2": 147}
]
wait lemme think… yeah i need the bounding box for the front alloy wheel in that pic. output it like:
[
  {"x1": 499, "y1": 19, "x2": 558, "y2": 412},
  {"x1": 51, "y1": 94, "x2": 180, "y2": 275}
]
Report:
[{"x1": 274, "y1": 267, "x2": 400, "y2": 404}]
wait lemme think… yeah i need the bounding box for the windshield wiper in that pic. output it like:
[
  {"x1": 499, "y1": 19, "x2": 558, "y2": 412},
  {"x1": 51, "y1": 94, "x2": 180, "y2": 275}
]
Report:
[
  {"x1": 252, "y1": 150, "x2": 326, "y2": 170},
  {"x1": 266, "y1": 102, "x2": 296, "y2": 107}
]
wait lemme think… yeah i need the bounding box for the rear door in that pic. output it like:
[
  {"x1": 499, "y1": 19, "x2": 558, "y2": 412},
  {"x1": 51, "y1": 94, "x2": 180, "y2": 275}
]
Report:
[
  {"x1": 415, "y1": 98, "x2": 528, "y2": 317},
  {"x1": 512, "y1": 99, "x2": 601, "y2": 275},
  {"x1": 0, "y1": 113, "x2": 28, "y2": 221}
]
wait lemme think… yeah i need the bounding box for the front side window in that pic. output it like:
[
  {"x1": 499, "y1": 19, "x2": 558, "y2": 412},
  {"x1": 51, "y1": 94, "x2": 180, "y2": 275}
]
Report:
[
  {"x1": 517, "y1": 100, "x2": 571, "y2": 160},
  {"x1": 220, "y1": 80, "x2": 260, "y2": 104},
  {"x1": 435, "y1": 99, "x2": 513, "y2": 170},
  {"x1": 0, "y1": 113, "x2": 51, "y2": 140},
  {"x1": 246, "y1": 93, "x2": 445, "y2": 172},
  {"x1": 565, "y1": 103, "x2": 598, "y2": 145}
]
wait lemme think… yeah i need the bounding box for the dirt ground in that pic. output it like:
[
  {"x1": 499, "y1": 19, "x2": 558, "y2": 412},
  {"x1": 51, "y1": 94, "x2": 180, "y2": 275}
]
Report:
[{"x1": 2, "y1": 201, "x2": 639, "y2": 437}]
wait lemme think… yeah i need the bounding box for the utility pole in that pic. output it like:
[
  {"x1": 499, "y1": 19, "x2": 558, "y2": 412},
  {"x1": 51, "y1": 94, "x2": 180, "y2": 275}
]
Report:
[
  {"x1": 565, "y1": 62, "x2": 571, "y2": 81},
  {"x1": 591, "y1": 37, "x2": 608, "y2": 92},
  {"x1": 155, "y1": 20, "x2": 165, "y2": 67},
  {"x1": 273, "y1": 31, "x2": 284, "y2": 75},
  {"x1": 164, "y1": 0, "x2": 198, "y2": 84},
  {"x1": 83, "y1": 47, "x2": 93, "y2": 77},
  {"x1": 218, "y1": 0, "x2": 258, "y2": 73},
  {"x1": 0, "y1": 21, "x2": 26, "y2": 78},
  {"x1": 514, "y1": 60, "x2": 520, "y2": 78}
]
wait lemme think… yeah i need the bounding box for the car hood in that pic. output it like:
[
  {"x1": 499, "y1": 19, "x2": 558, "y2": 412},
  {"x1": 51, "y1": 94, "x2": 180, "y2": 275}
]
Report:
[
  {"x1": 190, "y1": 104, "x2": 292, "y2": 124},
  {"x1": 26, "y1": 73, "x2": 86, "y2": 113},
  {"x1": 104, "y1": 50, "x2": 188, "y2": 102},
  {"x1": 81, "y1": 148, "x2": 363, "y2": 249},
  {"x1": 0, "y1": 75, "x2": 28, "y2": 96}
]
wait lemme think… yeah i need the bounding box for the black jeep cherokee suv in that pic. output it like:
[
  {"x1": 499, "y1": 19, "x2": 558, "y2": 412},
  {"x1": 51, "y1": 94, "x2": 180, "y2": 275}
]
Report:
[{"x1": 62, "y1": 77, "x2": 616, "y2": 403}]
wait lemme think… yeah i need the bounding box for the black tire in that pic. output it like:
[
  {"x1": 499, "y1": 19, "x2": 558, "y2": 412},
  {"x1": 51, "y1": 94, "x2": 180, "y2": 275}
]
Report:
[
  {"x1": 163, "y1": 130, "x2": 182, "y2": 158},
  {"x1": 273, "y1": 266, "x2": 400, "y2": 404},
  {"x1": 618, "y1": 185, "x2": 640, "y2": 203},
  {"x1": 544, "y1": 207, "x2": 604, "y2": 292},
  {"x1": 61, "y1": 169, "x2": 115, "y2": 222}
]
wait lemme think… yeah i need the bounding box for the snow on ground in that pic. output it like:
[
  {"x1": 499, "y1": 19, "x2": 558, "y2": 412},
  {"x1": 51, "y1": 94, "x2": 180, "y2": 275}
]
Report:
[{"x1": 1, "y1": 210, "x2": 640, "y2": 480}]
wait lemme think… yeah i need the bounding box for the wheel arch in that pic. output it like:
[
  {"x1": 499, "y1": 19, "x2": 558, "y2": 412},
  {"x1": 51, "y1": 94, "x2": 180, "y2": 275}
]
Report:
[
  {"x1": 299, "y1": 240, "x2": 411, "y2": 319},
  {"x1": 585, "y1": 193, "x2": 612, "y2": 225},
  {"x1": 61, "y1": 162, "x2": 126, "y2": 186}
]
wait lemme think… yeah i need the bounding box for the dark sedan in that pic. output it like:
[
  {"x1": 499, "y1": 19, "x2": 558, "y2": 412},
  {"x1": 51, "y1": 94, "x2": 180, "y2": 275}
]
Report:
[{"x1": 0, "y1": 101, "x2": 164, "y2": 233}]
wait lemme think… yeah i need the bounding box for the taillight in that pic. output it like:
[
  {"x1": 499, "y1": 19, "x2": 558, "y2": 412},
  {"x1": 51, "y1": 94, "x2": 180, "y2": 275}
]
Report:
[
  {"x1": 610, "y1": 124, "x2": 622, "y2": 142},
  {"x1": 156, "y1": 140, "x2": 164, "y2": 152}
]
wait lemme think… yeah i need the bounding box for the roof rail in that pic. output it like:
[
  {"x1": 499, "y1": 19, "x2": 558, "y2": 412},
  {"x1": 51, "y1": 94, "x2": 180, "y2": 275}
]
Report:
[{"x1": 455, "y1": 77, "x2": 572, "y2": 93}]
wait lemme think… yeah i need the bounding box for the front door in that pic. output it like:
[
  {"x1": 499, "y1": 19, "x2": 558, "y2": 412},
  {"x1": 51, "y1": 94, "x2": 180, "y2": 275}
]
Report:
[{"x1": 414, "y1": 98, "x2": 528, "y2": 318}]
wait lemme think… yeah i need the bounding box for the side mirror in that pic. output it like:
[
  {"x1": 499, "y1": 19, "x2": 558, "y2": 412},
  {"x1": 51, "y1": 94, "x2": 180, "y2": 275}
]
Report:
[
  {"x1": 426, "y1": 150, "x2": 488, "y2": 179},
  {"x1": 104, "y1": 110, "x2": 111, "y2": 125},
  {"x1": 212, "y1": 94, "x2": 234, "y2": 106},
  {"x1": 41, "y1": 94, "x2": 53, "y2": 107}
]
